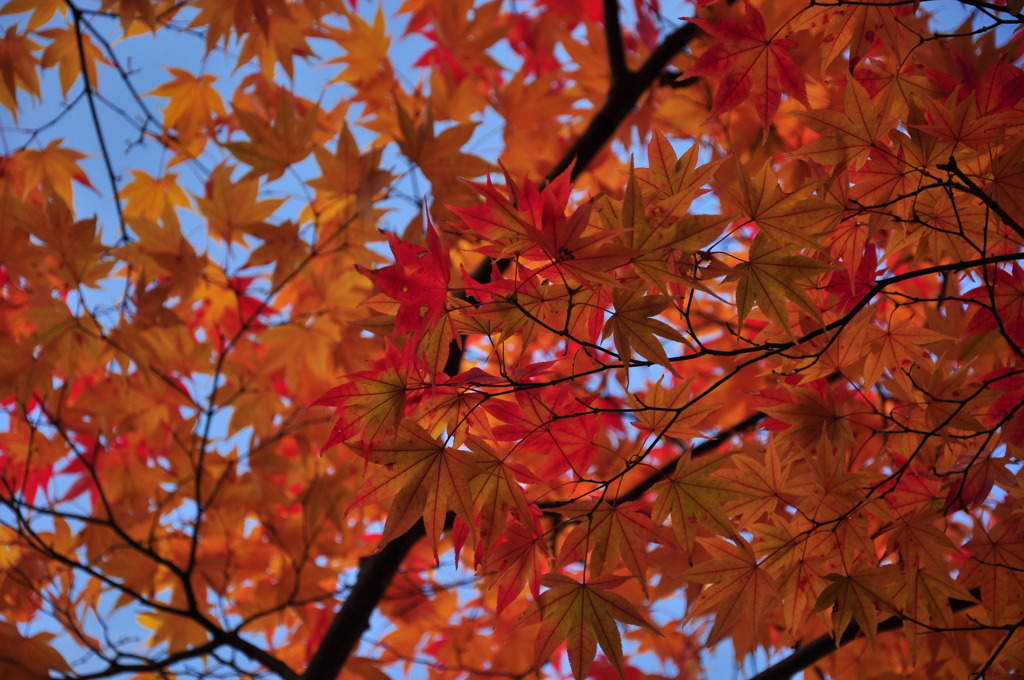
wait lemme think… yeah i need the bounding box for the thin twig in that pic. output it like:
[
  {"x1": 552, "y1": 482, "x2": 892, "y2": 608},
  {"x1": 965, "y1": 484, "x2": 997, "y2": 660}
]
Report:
[{"x1": 65, "y1": 0, "x2": 128, "y2": 242}]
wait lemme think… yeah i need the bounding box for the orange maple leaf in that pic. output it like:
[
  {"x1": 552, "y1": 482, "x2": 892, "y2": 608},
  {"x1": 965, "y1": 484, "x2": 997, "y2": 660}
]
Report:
[
  {"x1": 349, "y1": 420, "x2": 481, "y2": 558},
  {"x1": 685, "y1": 537, "x2": 779, "y2": 646},
  {"x1": 226, "y1": 96, "x2": 318, "y2": 179},
  {"x1": 556, "y1": 501, "x2": 668, "y2": 596},
  {"x1": 812, "y1": 566, "x2": 900, "y2": 645},
  {"x1": 20, "y1": 138, "x2": 94, "y2": 206},
  {"x1": 651, "y1": 453, "x2": 742, "y2": 552},
  {"x1": 791, "y1": 77, "x2": 897, "y2": 170},
  {"x1": 315, "y1": 343, "x2": 424, "y2": 455},
  {"x1": 38, "y1": 25, "x2": 110, "y2": 97},
  {"x1": 523, "y1": 573, "x2": 659, "y2": 680},
  {"x1": 0, "y1": 25, "x2": 41, "y2": 119},
  {"x1": 602, "y1": 287, "x2": 685, "y2": 372},
  {"x1": 732, "y1": 233, "x2": 838, "y2": 330}
]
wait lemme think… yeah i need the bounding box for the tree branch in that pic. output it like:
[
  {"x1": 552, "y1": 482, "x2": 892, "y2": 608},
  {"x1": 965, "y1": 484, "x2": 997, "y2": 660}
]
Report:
[
  {"x1": 603, "y1": 0, "x2": 629, "y2": 85},
  {"x1": 65, "y1": 0, "x2": 127, "y2": 242},
  {"x1": 937, "y1": 156, "x2": 1024, "y2": 241},
  {"x1": 58, "y1": 639, "x2": 222, "y2": 680},
  {"x1": 547, "y1": 20, "x2": 700, "y2": 183},
  {"x1": 302, "y1": 524, "x2": 426, "y2": 680},
  {"x1": 613, "y1": 411, "x2": 767, "y2": 505},
  {"x1": 746, "y1": 587, "x2": 983, "y2": 680}
]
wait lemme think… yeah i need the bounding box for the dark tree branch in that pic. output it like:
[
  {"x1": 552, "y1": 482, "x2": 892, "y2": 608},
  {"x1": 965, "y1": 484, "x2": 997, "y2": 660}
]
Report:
[
  {"x1": 547, "y1": 20, "x2": 700, "y2": 183},
  {"x1": 746, "y1": 587, "x2": 983, "y2": 680},
  {"x1": 603, "y1": 0, "x2": 629, "y2": 86},
  {"x1": 302, "y1": 524, "x2": 426, "y2": 680}
]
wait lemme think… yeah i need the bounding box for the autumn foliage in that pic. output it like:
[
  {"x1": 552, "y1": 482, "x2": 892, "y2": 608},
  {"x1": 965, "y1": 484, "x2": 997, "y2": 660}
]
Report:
[{"x1": 2, "y1": 0, "x2": 1024, "y2": 678}]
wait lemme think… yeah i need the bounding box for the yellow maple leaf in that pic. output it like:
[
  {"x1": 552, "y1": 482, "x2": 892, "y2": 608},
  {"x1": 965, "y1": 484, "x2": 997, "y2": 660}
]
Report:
[
  {"x1": 121, "y1": 170, "x2": 190, "y2": 220},
  {"x1": 150, "y1": 67, "x2": 227, "y2": 147},
  {"x1": 38, "y1": 25, "x2": 110, "y2": 96}
]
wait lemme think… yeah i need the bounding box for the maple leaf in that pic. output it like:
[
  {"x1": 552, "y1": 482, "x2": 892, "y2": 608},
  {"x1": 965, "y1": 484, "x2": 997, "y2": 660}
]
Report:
[
  {"x1": 149, "y1": 67, "x2": 227, "y2": 147},
  {"x1": 812, "y1": 566, "x2": 900, "y2": 645},
  {"x1": 966, "y1": 264, "x2": 1024, "y2": 346},
  {"x1": 635, "y1": 130, "x2": 724, "y2": 220},
  {"x1": 395, "y1": 102, "x2": 492, "y2": 186},
  {"x1": 488, "y1": 383, "x2": 609, "y2": 477},
  {"x1": 651, "y1": 453, "x2": 742, "y2": 552},
  {"x1": 349, "y1": 420, "x2": 481, "y2": 557},
  {"x1": 463, "y1": 263, "x2": 574, "y2": 346},
  {"x1": 525, "y1": 198, "x2": 631, "y2": 286},
  {"x1": 732, "y1": 233, "x2": 838, "y2": 330},
  {"x1": 0, "y1": 0, "x2": 61, "y2": 32},
  {"x1": 791, "y1": 77, "x2": 897, "y2": 170},
  {"x1": 121, "y1": 170, "x2": 191, "y2": 221},
  {"x1": 958, "y1": 516, "x2": 1024, "y2": 624},
  {"x1": 455, "y1": 172, "x2": 540, "y2": 258},
  {"x1": 731, "y1": 163, "x2": 842, "y2": 252},
  {"x1": 412, "y1": 0, "x2": 507, "y2": 83},
  {"x1": 913, "y1": 90, "x2": 1010, "y2": 151},
  {"x1": 38, "y1": 25, "x2": 110, "y2": 97},
  {"x1": 523, "y1": 573, "x2": 658, "y2": 680},
  {"x1": 19, "y1": 139, "x2": 94, "y2": 207},
  {"x1": 194, "y1": 164, "x2": 284, "y2": 243},
  {"x1": 487, "y1": 518, "x2": 549, "y2": 611},
  {"x1": 687, "y1": 2, "x2": 808, "y2": 131},
  {"x1": 360, "y1": 223, "x2": 451, "y2": 340},
  {"x1": 0, "y1": 622, "x2": 70, "y2": 680},
  {"x1": 226, "y1": 96, "x2": 318, "y2": 179},
  {"x1": 466, "y1": 435, "x2": 536, "y2": 555},
  {"x1": 326, "y1": 6, "x2": 391, "y2": 82},
  {"x1": 685, "y1": 537, "x2": 779, "y2": 646},
  {"x1": 860, "y1": 315, "x2": 950, "y2": 389},
  {"x1": 627, "y1": 376, "x2": 721, "y2": 441},
  {"x1": 410, "y1": 379, "x2": 493, "y2": 449},
  {"x1": 121, "y1": 207, "x2": 205, "y2": 300},
  {"x1": 556, "y1": 501, "x2": 668, "y2": 596},
  {"x1": 308, "y1": 123, "x2": 394, "y2": 221},
  {"x1": 721, "y1": 440, "x2": 813, "y2": 529},
  {"x1": 801, "y1": 0, "x2": 914, "y2": 71},
  {"x1": 0, "y1": 25, "x2": 41, "y2": 119},
  {"x1": 602, "y1": 287, "x2": 685, "y2": 372},
  {"x1": 235, "y1": 9, "x2": 317, "y2": 81},
  {"x1": 137, "y1": 611, "x2": 210, "y2": 654},
  {"x1": 315, "y1": 343, "x2": 424, "y2": 455},
  {"x1": 602, "y1": 155, "x2": 729, "y2": 292},
  {"x1": 893, "y1": 566, "x2": 976, "y2": 657},
  {"x1": 99, "y1": 0, "x2": 161, "y2": 32}
]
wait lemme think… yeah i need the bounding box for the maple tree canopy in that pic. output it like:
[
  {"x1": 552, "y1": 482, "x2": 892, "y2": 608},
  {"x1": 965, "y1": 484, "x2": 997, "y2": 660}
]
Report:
[{"x1": 2, "y1": 0, "x2": 1024, "y2": 679}]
